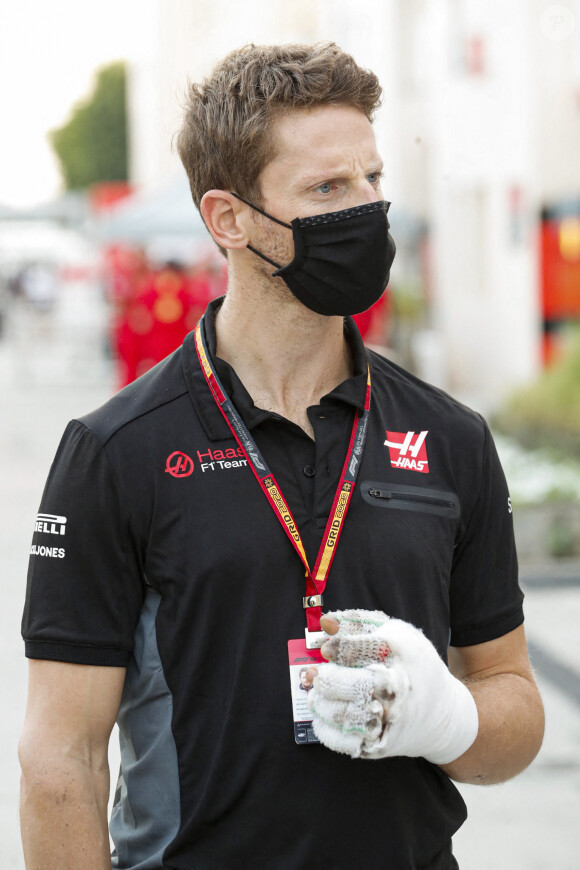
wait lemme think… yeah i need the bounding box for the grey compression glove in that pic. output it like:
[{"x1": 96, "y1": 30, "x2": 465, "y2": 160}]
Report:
[{"x1": 308, "y1": 609, "x2": 479, "y2": 763}]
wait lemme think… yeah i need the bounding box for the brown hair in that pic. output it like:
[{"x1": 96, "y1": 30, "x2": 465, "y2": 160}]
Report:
[{"x1": 175, "y1": 42, "x2": 382, "y2": 211}]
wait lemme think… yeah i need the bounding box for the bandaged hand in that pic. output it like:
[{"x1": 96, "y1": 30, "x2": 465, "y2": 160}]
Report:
[{"x1": 307, "y1": 609, "x2": 479, "y2": 763}]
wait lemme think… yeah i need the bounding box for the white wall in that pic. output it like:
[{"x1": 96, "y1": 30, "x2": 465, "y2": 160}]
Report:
[
  {"x1": 420, "y1": 0, "x2": 542, "y2": 405},
  {"x1": 532, "y1": 0, "x2": 580, "y2": 202}
]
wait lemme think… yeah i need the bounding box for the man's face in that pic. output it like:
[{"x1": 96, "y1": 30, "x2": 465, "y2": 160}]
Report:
[{"x1": 247, "y1": 104, "x2": 384, "y2": 268}]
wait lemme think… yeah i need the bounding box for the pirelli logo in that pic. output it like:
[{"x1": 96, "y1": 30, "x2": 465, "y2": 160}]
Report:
[{"x1": 35, "y1": 513, "x2": 67, "y2": 536}]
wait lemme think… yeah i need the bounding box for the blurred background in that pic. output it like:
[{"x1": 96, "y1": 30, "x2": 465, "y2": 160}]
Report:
[{"x1": 1, "y1": 1, "x2": 579, "y2": 867}]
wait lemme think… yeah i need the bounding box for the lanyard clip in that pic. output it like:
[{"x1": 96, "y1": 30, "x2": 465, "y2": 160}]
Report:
[
  {"x1": 305, "y1": 628, "x2": 326, "y2": 649},
  {"x1": 303, "y1": 594, "x2": 324, "y2": 609}
]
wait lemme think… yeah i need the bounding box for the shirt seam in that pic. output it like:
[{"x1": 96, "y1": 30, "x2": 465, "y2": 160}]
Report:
[
  {"x1": 23, "y1": 637, "x2": 131, "y2": 651},
  {"x1": 68, "y1": 421, "x2": 145, "y2": 576},
  {"x1": 452, "y1": 413, "x2": 488, "y2": 551},
  {"x1": 74, "y1": 389, "x2": 189, "y2": 449},
  {"x1": 451, "y1": 601, "x2": 523, "y2": 636}
]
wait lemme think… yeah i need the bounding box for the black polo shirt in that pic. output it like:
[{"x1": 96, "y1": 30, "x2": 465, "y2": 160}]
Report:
[{"x1": 23, "y1": 298, "x2": 523, "y2": 870}]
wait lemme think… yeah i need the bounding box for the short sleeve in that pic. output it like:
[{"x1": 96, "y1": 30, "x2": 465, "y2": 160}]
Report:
[
  {"x1": 22, "y1": 420, "x2": 145, "y2": 666},
  {"x1": 449, "y1": 421, "x2": 524, "y2": 647}
]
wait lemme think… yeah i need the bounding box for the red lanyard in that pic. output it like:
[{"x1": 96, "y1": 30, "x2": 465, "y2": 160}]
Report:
[{"x1": 194, "y1": 317, "x2": 371, "y2": 647}]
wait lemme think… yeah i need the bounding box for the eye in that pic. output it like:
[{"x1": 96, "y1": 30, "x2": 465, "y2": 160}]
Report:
[
  {"x1": 367, "y1": 171, "x2": 383, "y2": 185},
  {"x1": 316, "y1": 181, "x2": 333, "y2": 194}
]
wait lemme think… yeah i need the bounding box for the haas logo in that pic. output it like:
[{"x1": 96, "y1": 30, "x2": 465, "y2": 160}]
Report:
[
  {"x1": 384, "y1": 431, "x2": 429, "y2": 473},
  {"x1": 165, "y1": 451, "x2": 194, "y2": 478}
]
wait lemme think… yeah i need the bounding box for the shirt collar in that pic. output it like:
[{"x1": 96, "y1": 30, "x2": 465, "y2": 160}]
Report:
[
  {"x1": 326, "y1": 316, "x2": 369, "y2": 414},
  {"x1": 183, "y1": 296, "x2": 369, "y2": 441}
]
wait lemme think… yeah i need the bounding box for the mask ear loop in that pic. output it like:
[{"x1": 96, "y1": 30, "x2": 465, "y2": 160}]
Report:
[
  {"x1": 246, "y1": 245, "x2": 283, "y2": 270},
  {"x1": 230, "y1": 192, "x2": 292, "y2": 229},
  {"x1": 230, "y1": 191, "x2": 292, "y2": 271}
]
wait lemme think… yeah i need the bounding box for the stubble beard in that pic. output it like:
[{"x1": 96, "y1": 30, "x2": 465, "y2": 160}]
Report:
[
  {"x1": 246, "y1": 216, "x2": 333, "y2": 335},
  {"x1": 249, "y1": 215, "x2": 299, "y2": 308}
]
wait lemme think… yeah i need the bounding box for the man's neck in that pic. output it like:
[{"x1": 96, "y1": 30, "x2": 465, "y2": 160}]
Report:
[{"x1": 214, "y1": 282, "x2": 353, "y2": 437}]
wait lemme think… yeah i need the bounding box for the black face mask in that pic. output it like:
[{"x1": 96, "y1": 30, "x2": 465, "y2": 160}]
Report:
[{"x1": 231, "y1": 193, "x2": 396, "y2": 316}]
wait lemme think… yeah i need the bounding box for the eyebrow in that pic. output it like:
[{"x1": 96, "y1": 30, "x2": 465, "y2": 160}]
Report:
[{"x1": 296, "y1": 161, "x2": 385, "y2": 188}]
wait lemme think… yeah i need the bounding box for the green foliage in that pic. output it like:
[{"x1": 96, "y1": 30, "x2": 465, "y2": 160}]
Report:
[
  {"x1": 495, "y1": 328, "x2": 580, "y2": 456},
  {"x1": 390, "y1": 281, "x2": 426, "y2": 321},
  {"x1": 547, "y1": 516, "x2": 577, "y2": 558},
  {"x1": 49, "y1": 61, "x2": 128, "y2": 190}
]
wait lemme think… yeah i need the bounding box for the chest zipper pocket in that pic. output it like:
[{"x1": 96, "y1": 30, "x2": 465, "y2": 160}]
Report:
[{"x1": 361, "y1": 481, "x2": 460, "y2": 519}]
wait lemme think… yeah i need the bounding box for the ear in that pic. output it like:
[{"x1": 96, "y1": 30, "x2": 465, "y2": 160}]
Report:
[{"x1": 200, "y1": 190, "x2": 250, "y2": 251}]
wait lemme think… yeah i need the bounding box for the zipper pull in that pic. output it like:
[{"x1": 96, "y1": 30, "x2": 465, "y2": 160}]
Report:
[{"x1": 369, "y1": 488, "x2": 390, "y2": 499}]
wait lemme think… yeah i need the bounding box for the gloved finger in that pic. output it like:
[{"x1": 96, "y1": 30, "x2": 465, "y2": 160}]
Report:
[
  {"x1": 309, "y1": 694, "x2": 385, "y2": 742},
  {"x1": 360, "y1": 687, "x2": 409, "y2": 759},
  {"x1": 310, "y1": 662, "x2": 376, "y2": 703},
  {"x1": 369, "y1": 662, "x2": 410, "y2": 722},
  {"x1": 330, "y1": 609, "x2": 388, "y2": 635},
  {"x1": 321, "y1": 609, "x2": 390, "y2": 664},
  {"x1": 322, "y1": 630, "x2": 393, "y2": 667}
]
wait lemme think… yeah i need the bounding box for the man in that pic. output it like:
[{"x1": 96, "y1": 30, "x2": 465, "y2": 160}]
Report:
[
  {"x1": 298, "y1": 667, "x2": 313, "y2": 692},
  {"x1": 20, "y1": 43, "x2": 544, "y2": 869}
]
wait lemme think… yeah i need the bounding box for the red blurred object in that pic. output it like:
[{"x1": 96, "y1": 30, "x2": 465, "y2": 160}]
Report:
[
  {"x1": 107, "y1": 251, "x2": 228, "y2": 390},
  {"x1": 59, "y1": 265, "x2": 96, "y2": 282},
  {"x1": 540, "y1": 208, "x2": 580, "y2": 365},
  {"x1": 103, "y1": 246, "x2": 149, "y2": 387},
  {"x1": 353, "y1": 291, "x2": 390, "y2": 345},
  {"x1": 128, "y1": 266, "x2": 203, "y2": 379},
  {"x1": 466, "y1": 35, "x2": 485, "y2": 76},
  {"x1": 89, "y1": 182, "x2": 134, "y2": 213},
  {"x1": 541, "y1": 219, "x2": 580, "y2": 320}
]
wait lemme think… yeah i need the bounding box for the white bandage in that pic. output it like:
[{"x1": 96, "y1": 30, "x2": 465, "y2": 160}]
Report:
[{"x1": 308, "y1": 609, "x2": 479, "y2": 764}]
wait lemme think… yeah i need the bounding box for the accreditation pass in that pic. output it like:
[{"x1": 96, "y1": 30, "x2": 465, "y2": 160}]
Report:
[{"x1": 288, "y1": 639, "x2": 325, "y2": 745}]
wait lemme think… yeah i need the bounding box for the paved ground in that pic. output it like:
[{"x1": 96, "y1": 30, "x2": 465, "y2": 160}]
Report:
[{"x1": 1, "y1": 336, "x2": 579, "y2": 869}]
